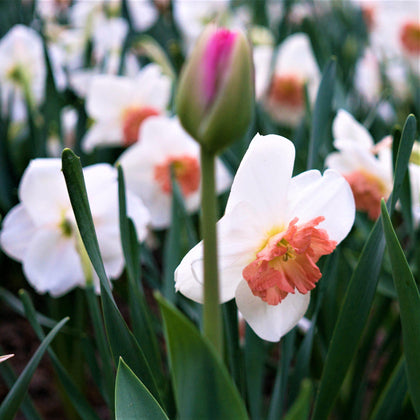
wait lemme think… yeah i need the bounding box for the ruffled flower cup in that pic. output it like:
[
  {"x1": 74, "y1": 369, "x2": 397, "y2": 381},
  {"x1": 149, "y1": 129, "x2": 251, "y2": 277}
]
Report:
[{"x1": 176, "y1": 134, "x2": 355, "y2": 341}]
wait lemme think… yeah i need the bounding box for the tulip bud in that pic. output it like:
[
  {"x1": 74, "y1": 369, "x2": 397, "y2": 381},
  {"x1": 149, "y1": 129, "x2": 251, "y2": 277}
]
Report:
[{"x1": 176, "y1": 25, "x2": 254, "y2": 154}]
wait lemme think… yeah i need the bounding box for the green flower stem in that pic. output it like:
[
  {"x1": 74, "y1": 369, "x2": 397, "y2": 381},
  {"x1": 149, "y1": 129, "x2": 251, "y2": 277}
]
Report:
[{"x1": 200, "y1": 148, "x2": 223, "y2": 357}]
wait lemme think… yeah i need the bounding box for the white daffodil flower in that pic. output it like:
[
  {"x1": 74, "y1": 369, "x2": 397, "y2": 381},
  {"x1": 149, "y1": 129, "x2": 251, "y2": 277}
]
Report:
[
  {"x1": 0, "y1": 159, "x2": 150, "y2": 297},
  {"x1": 0, "y1": 25, "x2": 46, "y2": 120},
  {"x1": 263, "y1": 33, "x2": 320, "y2": 127},
  {"x1": 354, "y1": 48, "x2": 382, "y2": 105},
  {"x1": 118, "y1": 115, "x2": 232, "y2": 229},
  {"x1": 175, "y1": 134, "x2": 355, "y2": 342},
  {"x1": 325, "y1": 109, "x2": 393, "y2": 220},
  {"x1": 82, "y1": 64, "x2": 171, "y2": 151}
]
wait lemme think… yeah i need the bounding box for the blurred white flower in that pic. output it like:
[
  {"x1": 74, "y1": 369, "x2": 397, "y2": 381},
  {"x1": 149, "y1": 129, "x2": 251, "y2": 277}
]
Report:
[
  {"x1": 126, "y1": 0, "x2": 158, "y2": 32},
  {"x1": 36, "y1": 0, "x2": 72, "y2": 22},
  {"x1": 176, "y1": 134, "x2": 355, "y2": 341},
  {"x1": 118, "y1": 116, "x2": 232, "y2": 229},
  {"x1": 0, "y1": 25, "x2": 46, "y2": 120},
  {"x1": 92, "y1": 16, "x2": 129, "y2": 73},
  {"x1": 263, "y1": 33, "x2": 320, "y2": 127},
  {"x1": 0, "y1": 159, "x2": 150, "y2": 297},
  {"x1": 173, "y1": 0, "x2": 248, "y2": 53},
  {"x1": 354, "y1": 48, "x2": 382, "y2": 104},
  {"x1": 325, "y1": 109, "x2": 393, "y2": 220},
  {"x1": 82, "y1": 64, "x2": 172, "y2": 151}
]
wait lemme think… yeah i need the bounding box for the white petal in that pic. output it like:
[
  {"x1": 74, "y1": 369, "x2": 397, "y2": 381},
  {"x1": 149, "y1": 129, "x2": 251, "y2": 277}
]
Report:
[
  {"x1": 86, "y1": 75, "x2": 131, "y2": 120},
  {"x1": 215, "y1": 158, "x2": 233, "y2": 194},
  {"x1": 235, "y1": 280, "x2": 310, "y2": 342},
  {"x1": 19, "y1": 159, "x2": 69, "y2": 226},
  {"x1": 175, "y1": 202, "x2": 264, "y2": 303},
  {"x1": 127, "y1": 0, "x2": 158, "y2": 31},
  {"x1": 333, "y1": 109, "x2": 374, "y2": 149},
  {"x1": 82, "y1": 121, "x2": 123, "y2": 152},
  {"x1": 0, "y1": 204, "x2": 36, "y2": 261},
  {"x1": 287, "y1": 169, "x2": 355, "y2": 244},
  {"x1": 23, "y1": 229, "x2": 84, "y2": 296},
  {"x1": 225, "y1": 133, "x2": 295, "y2": 226},
  {"x1": 132, "y1": 64, "x2": 171, "y2": 111}
]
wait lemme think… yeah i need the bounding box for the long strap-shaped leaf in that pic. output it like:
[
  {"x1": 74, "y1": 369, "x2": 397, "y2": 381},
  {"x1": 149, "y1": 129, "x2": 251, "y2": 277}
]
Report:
[
  {"x1": 312, "y1": 114, "x2": 417, "y2": 419},
  {"x1": 381, "y1": 201, "x2": 420, "y2": 418},
  {"x1": 369, "y1": 356, "x2": 408, "y2": 420},
  {"x1": 115, "y1": 358, "x2": 169, "y2": 420},
  {"x1": 19, "y1": 290, "x2": 101, "y2": 420},
  {"x1": 0, "y1": 317, "x2": 68, "y2": 420},
  {"x1": 61, "y1": 149, "x2": 161, "y2": 404},
  {"x1": 157, "y1": 295, "x2": 248, "y2": 420}
]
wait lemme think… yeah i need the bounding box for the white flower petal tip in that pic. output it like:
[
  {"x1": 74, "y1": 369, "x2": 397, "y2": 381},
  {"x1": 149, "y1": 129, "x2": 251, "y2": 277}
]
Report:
[
  {"x1": 175, "y1": 132, "x2": 355, "y2": 341},
  {"x1": 236, "y1": 280, "x2": 311, "y2": 342},
  {"x1": 0, "y1": 354, "x2": 14, "y2": 364}
]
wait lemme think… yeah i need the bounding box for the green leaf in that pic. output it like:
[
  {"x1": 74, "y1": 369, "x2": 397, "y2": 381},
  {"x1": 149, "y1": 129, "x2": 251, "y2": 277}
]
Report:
[
  {"x1": 312, "y1": 114, "x2": 417, "y2": 420},
  {"x1": 370, "y1": 357, "x2": 408, "y2": 420},
  {"x1": 0, "y1": 317, "x2": 69, "y2": 420},
  {"x1": 131, "y1": 35, "x2": 176, "y2": 80},
  {"x1": 0, "y1": 348, "x2": 42, "y2": 420},
  {"x1": 307, "y1": 58, "x2": 336, "y2": 170},
  {"x1": 61, "y1": 149, "x2": 162, "y2": 405},
  {"x1": 19, "y1": 290, "x2": 102, "y2": 420},
  {"x1": 389, "y1": 115, "x2": 417, "y2": 212},
  {"x1": 61, "y1": 149, "x2": 111, "y2": 296},
  {"x1": 115, "y1": 358, "x2": 169, "y2": 420},
  {"x1": 117, "y1": 166, "x2": 162, "y2": 378},
  {"x1": 267, "y1": 330, "x2": 296, "y2": 420},
  {"x1": 283, "y1": 379, "x2": 313, "y2": 420},
  {"x1": 157, "y1": 295, "x2": 248, "y2": 420},
  {"x1": 381, "y1": 201, "x2": 420, "y2": 418}
]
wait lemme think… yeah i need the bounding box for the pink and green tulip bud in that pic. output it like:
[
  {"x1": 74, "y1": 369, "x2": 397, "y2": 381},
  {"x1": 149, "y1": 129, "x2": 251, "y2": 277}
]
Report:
[{"x1": 176, "y1": 25, "x2": 254, "y2": 154}]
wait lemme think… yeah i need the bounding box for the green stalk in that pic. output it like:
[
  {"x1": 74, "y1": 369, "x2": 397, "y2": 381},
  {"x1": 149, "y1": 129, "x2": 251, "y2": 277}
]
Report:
[{"x1": 200, "y1": 148, "x2": 223, "y2": 357}]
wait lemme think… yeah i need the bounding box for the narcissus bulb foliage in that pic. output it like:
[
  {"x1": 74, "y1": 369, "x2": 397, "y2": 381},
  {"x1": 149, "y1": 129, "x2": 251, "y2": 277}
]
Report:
[
  {"x1": 175, "y1": 134, "x2": 355, "y2": 342},
  {"x1": 176, "y1": 25, "x2": 254, "y2": 154}
]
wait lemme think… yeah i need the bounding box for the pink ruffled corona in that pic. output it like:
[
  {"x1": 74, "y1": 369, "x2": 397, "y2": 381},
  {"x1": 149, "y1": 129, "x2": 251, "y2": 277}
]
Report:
[
  {"x1": 201, "y1": 29, "x2": 237, "y2": 106},
  {"x1": 122, "y1": 106, "x2": 160, "y2": 146},
  {"x1": 269, "y1": 74, "x2": 305, "y2": 109},
  {"x1": 344, "y1": 170, "x2": 387, "y2": 220},
  {"x1": 243, "y1": 217, "x2": 336, "y2": 306},
  {"x1": 154, "y1": 154, "x2": 201, "y2": 196},
  {"x1": 400, "y1": 21, "x2": 420, "y2": 55}
]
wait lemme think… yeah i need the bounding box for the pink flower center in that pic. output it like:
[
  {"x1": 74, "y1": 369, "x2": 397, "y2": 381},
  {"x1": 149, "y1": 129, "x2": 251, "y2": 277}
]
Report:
[
  {"x1": 243, "y1": 217, "x2": 336, "y2": 306},
  {"x1": 400, "y1": 21, "x2": 420, "y2": 55},
  {"x1": 122, "y1": 106, "x2": 160, "y2": 146},
  {"x1": 344, "y1": 170, "x2": 388, "y2": 220},
  {"x1": 153, "y1": 155, "x2": 201, "y2": 196},
  {"x1": 202, "y1": 29, "x2": 237, "y2": 107},
  {"x1": 269, "y1": 74, "x2": 305, "y2": 108}
]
